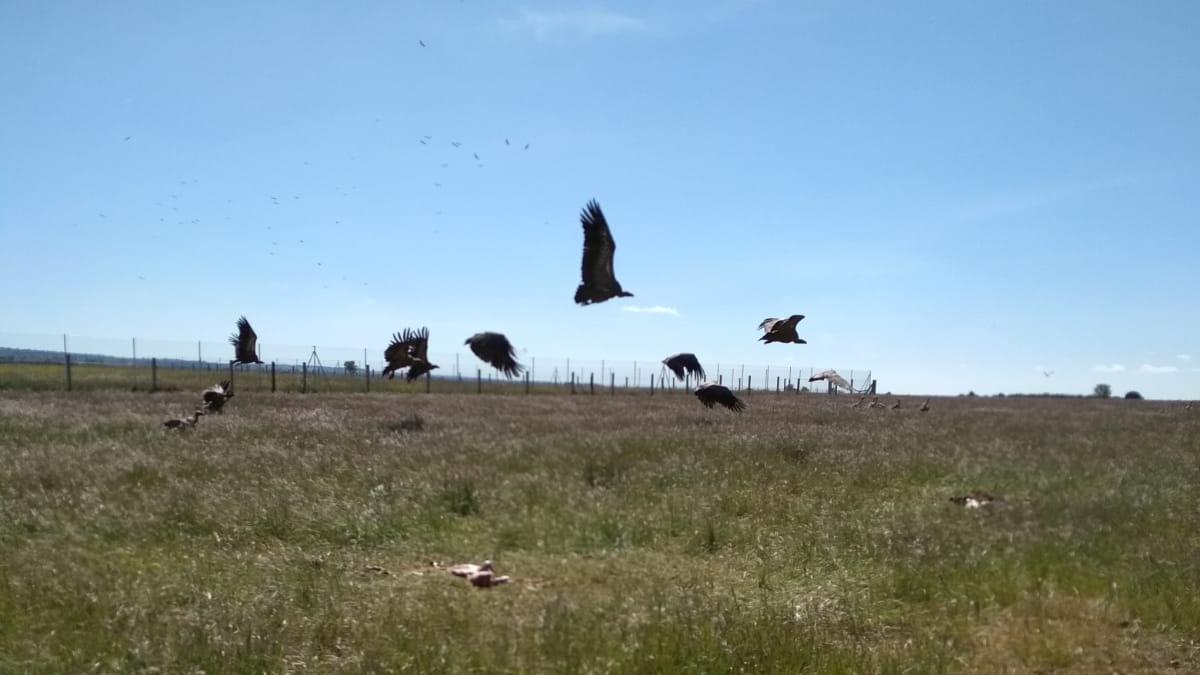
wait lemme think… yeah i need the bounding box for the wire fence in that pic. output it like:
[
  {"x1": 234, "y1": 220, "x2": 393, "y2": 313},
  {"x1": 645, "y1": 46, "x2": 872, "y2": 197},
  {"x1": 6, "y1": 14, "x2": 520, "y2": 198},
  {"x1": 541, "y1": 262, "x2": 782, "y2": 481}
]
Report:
[{"x1": 0, "y1": 332, "x2": 875, "y2": 396}]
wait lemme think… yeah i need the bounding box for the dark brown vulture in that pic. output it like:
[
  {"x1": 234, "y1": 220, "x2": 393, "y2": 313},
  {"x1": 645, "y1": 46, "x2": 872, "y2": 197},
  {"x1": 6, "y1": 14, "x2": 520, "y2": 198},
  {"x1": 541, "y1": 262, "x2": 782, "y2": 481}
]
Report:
[
  {"x1": 809, "y1": 369, "x2": 850, "y2": 390},
  {"x1": 663, "y1": 353, "x2": 705, "y2": 381},
  {"x1": 163, "y1": 410, "x2": 204, "y2": 430},
  {"x1": 465, "y1": 332, "x2": 524, "y2": 378},
  {"x1": 382, "y1": 327, "x2": 439, "y2": 381},
  {"x1": 694, "y1": 383, "x2": 746, "y2": 413},
  {"x1": 575, "y1": 199, "x2": 633, "y2": 305},
  {"x1": 758, "y1": 315, "x2": 806, "y2": 344},
  {"x1": 229, "y1": 316, "x2": 263, "y2": 364},
  {"x1": 202, "y1": 380, "x2": 233, "y2": 413}
]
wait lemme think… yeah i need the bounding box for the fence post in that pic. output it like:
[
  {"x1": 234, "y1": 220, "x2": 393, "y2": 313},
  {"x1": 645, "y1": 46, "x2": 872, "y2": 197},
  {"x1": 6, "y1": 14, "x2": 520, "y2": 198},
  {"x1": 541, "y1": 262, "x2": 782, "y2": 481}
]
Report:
[
  {"x1": 747, "y1": 375, "x2": 752, "y2": 392},
  {"x1": 718, "y1": 374, "x2": 723, "y2": 385},
  {"x1": 610, "y1": 372, "x2": 615, "y2": 395},
  {"x1": 228, "y1": 361, "x2": 234, "y2": 388},
  {"x1": 271, "y1": 362, "x2": 276, "y2": 392},
  {"x1": 624, "y1": 376, "x2": 629, "y2": 390},
  {"x1": 776, "y1": 376, "x2": 780, "y2": 393},
  {"x1": 589, "y1": 372, "x2": 594, "y2": 395},
  {"x1": 151, "y1": 358, "x2": 158, "y2": 392},
  {"x1": 64, "y1": 353, "x2": 72, "y2": 392},
  {"x1": 365, "y1": 365, "x2": 370, "y2": 392},
  {"x1": 477, "y1": 369, "x2": 483, "y2": 394},
  {"x1": 302, "y1": 363, "x2": 307, "y2": 393},
  {"x1": 571, "y1": 373, "x2": 576, "y2": 395},
  {"x1": 650, "y1": 374, "x2": 655, "y2": 396},
  {"x1": 525, "y1": 371, "x2": 530, "y2": 395}
]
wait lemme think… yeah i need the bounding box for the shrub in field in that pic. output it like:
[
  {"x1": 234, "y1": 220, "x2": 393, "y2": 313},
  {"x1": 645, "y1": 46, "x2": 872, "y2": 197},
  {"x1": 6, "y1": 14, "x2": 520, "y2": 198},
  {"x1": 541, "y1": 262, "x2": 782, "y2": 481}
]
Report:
[
  {"x1": 1094, "y1": 383, "x2": 1112, "y2": 398},
  {"x1": 1124, "y1": 390, "x2": 1143, "y2": 399}
]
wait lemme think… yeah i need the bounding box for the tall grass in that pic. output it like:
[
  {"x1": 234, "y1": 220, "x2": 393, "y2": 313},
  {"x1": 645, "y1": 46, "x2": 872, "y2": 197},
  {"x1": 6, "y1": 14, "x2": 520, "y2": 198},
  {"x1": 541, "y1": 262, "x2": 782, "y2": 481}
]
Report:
[{"x1": 0, "y1": 391, "x2": 1196, "y2": 673}]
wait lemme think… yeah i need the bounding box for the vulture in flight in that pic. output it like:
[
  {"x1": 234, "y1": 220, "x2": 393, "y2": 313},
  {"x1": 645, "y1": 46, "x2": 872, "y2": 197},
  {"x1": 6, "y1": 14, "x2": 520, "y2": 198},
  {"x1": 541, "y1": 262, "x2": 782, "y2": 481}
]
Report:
[
  {"x1": 229, "y1": 316, "x2": 263, "y2": 365},
  {"x1": 465, "y1": 332, "x2": 524, "y2": 378},
  {"x1": 202, "y1": 380, "x2": 234, "y2": 413},
  {"x1": 163, "y1": 410, "x2": 204, "y2": 430},
  {"x1": 575, "y1": 199, "x2": 633, "y2": 305},
  {"x1": 758, "y1": 315, "x2": 806, "y2": 344},
  {"x1": 383, "y1": 327, "x2": 439, "y2": 381},
  {"x1": 694, "y1": 383, "x2": 746, "y2": 413},
  {"x1": 663, "y1": 353, "x2": 705, "y2": 382},
  {"x1": 809, "y1": 369, "x2": 851, "y2": 390}
]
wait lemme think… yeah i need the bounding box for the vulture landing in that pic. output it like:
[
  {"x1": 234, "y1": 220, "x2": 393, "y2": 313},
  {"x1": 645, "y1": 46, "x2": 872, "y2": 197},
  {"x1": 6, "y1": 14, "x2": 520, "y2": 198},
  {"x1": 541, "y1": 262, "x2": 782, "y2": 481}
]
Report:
[
  {"x1": 383, "y1": 327, "x2": 439, "y2": 382},
  {"x1": 809, "y1": 369, "x2": 850, "y2": 390},
  {"x1": 465, "y1": 332, "x2": 524, "y2": 378},
  {"x1": 229, "y1": 316, "x2": 263, "y2": 365},
  {"x1": 758, "y1": 315, "x2": 806, "y2": 344},
  {"x1": 574, "y1": 199, "x2": 633, "y2": 305},
  {"x1": 663, "y1": 353, "x2": 705, "y2": 382},
  {"x1": 202, "y1": 380, "x2": 233, "y2": 413},
  {"x1": 694, "y1": 383, "x2": 746, "y2": 413}
]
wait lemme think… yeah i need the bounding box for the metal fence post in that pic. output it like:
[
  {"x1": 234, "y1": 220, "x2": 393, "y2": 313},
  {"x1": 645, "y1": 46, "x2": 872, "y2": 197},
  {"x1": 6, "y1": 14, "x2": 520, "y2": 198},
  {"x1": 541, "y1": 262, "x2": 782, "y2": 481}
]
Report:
[
  {"x1": 650, "y1": 374, "x2": 655, "y2": 396},
  {"x1": 525, "y1": 371, "x2": 530, "y2": 395},
  {"x1": 65, "y1": 353, "x2": 72, "y2": 392},
  {"x1": 477, "y1": 369, "x2": 482, "y2": 394},
  {"x1": 610, "y1": 372, "x2": 615, "y2": 395},
  {"x1": 590, "y1": 372, "x2": 594, "y2": 395},
  {"x1": 365, "y1": 365, "x2": 370, "y2": 392},
  {"x1": 271, "y1": 362, "x2": 276, "y2": 392},
  {"x1": 302, "y1": 363, "x2": 307, "y2": 393},
  {"x1": 747, "y1": 375, "x2": 752, "y2": 392},
  {"x1": 776, "y1": 376, "x2": 780, "y2": 393},
  {"x1": 571, "y1": 373, "x2": 576, "y2": 395},
  {"x1": 151, "y1": 358, "x2": 158, "y2": 392}
]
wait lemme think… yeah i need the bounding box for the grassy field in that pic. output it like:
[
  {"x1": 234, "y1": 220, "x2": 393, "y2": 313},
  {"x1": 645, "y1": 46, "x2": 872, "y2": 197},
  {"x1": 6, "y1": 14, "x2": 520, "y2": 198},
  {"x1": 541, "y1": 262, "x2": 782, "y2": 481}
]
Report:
[{"x1": 0, "y1": 391, "x2": 1197, "y2": 673}]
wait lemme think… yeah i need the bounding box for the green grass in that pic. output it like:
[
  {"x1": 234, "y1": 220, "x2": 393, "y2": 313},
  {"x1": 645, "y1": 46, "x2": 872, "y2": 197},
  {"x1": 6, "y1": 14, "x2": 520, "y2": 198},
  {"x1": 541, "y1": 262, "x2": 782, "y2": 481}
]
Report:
[{"x1": 0, "y1": 391, "x2": 1197, "y2": 673}]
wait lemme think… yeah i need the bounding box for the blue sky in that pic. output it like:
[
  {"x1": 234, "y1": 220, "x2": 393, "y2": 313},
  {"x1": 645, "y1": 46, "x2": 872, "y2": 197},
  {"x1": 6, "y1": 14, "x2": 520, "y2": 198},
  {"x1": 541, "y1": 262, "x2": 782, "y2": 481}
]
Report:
[{"x1": 1, "y1": 1, "x2": 1197, "y2": 398}]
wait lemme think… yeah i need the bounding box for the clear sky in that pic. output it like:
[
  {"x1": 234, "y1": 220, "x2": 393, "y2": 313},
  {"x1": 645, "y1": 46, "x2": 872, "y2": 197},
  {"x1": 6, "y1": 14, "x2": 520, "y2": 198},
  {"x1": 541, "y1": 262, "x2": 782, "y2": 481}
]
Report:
[{"x1": 1, "y1": 1, "x2": 1197, "y2": 398}]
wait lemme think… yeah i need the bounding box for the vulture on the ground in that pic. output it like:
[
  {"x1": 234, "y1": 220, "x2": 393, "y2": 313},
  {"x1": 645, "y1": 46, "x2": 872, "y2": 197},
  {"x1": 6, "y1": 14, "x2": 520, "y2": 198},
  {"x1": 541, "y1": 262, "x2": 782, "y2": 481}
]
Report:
[
  {"x1": 229, "y1": 316, "x2": 263, "y2": 364},
  {"x1": 382, "y1": 327, "x2": 439, "y2": 381},
  {"x1": 919, "y1": 398, "x2": 931, "y2": 412},
  {"x1": 202, "y1": 380, "x2": 233, "y2": 413},
  {"x1": 758, "y1": 315, "x2": 806, "y2": 344},
  {"x1": 465, "y1": 332, "x2": 524, "y2": 378},
  {"x1": 575, "y1": 199, "x2": 633, "y2": 305},
  {"x1": 809, "y1": 369, "x2": 850, "y2": 390},
  {"x1": 663, "y1": 353, "x2": 705, "y2": 382},
  {"x1": 694, "y1": 383, "x2": 746, "y2": 413},
  {"x1": 163, "y1": 410, "x2": 204, "y2": 430},
  {"x1": 950, "y1": 491, "x2": 996, "y2": 509},
  {"x1": 890, "y1": 399, "x2": 901, "y2": 410}
]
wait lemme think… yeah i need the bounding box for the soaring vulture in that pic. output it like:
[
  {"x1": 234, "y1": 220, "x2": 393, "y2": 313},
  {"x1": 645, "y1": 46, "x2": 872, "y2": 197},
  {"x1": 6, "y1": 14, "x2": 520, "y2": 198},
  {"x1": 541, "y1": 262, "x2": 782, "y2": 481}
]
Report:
[
  {"x1": 758, "y1": 315, "x2": 806, "y2": 344},
  {"x1": 694, "y1": 383, "x2": 746, "y2": 413},
  {"x1": 465, "y1": 332, "x2": 524, "y2": 378},
  {"x1": 383, "y1": 327, "x2": 439, "y2": 381},
  {"x1": 163, "y1": 410, "x2": 204, "y2": 430},
  {"x1": 202, "y1": 380, "x2": 234, "y2": 413},
  {"x1": 229, "y1": 316, "x2": 263, "y2": 364},
  {"x1": 809, "y1": 369, "x2": 851, "y2": 390},
  {"x1": 575, "y1": 199, "x2": 633, "y2": 305},
  {"x1": 663, "y1": 353, "x2": 705, "y2": 382}
]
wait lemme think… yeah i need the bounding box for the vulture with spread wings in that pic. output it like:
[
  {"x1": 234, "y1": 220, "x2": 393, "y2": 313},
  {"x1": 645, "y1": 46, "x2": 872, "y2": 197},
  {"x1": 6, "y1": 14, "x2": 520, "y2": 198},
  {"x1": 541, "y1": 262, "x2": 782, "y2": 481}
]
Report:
[
  {"x1": 663, "y1": 353, "x2": 705, "y2": 382},
  {"x1": 574, "y1": 199, "x2": 633, "y2": 305},
  {"x1": 809, "y1": 369, "x2": 851, "y2": 390},
  {"x1": 758, "y1": 315, "x2": 807, "y2": 344},
  {"x1": 383, "y1": 327, "x2": 439, "y2": 381},
  {"x1": 465, "y1": 332, "x2": 524, "y2": 378},
  {"x1": 202, "y1": 380, "x2": 234, "y2": 413},
  {"x1": 694, "y1": 383, "x2": 746, "y2": 413},
  {"x1": 229, "y1": 316, "x2": 263, "y2": 364}
]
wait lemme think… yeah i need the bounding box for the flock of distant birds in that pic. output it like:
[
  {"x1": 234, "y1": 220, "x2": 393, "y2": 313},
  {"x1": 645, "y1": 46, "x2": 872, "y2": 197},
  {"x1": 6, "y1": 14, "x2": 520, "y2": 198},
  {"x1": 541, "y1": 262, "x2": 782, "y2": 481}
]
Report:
[{"x1": 162, "y1": 198, "x2": 926, "y2": 429}]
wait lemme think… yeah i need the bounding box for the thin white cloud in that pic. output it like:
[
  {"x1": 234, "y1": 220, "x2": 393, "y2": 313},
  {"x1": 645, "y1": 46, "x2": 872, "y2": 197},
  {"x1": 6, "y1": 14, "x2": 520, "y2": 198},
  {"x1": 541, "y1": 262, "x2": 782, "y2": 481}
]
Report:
[
  {"x1": 1092, "y1": 364, "x2": 1125, "y2": 373},
  {"x1": 1140, "y1": 364, "x2": 1179, "y2": 374},
  {"x1": 1177, "y1": 354, "x2": 1192, "y2": 361},
  {"x1": 621, "y1": 305, "x2": 680, "y2": 317},
  {"x1": 502, "y1": 8, "x2": 653, "y2": 41}
]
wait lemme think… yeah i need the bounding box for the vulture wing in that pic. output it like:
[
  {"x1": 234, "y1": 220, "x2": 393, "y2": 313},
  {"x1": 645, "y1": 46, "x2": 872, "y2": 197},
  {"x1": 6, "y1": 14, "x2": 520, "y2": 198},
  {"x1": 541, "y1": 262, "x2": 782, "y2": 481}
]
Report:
[
  {"x1": 664, "y1": 353, "x2": 705, "y2": 381},
  {"x1": 758, "y1": 318, "x2": 781, "y2": 332},
  {"x1": 404, "y1": 326, "x2": 431, "y2": 363},
  {"x1": 576, "y1": 200, "x2": 624, "y2": 304},
  {"x1": 783, "y1": 314, "x2": 805, "y2": 328},
  {"x1": 695, "y1": 384, "x2": 746, "y2": 413},
  {"x1": 384, "y1": 332, "x2": 417, "y2": 367},
  {"x1": 809, "y1": 369, "x2": 851, "y2": 389},
  {"x1": 229, "y1": 316, "x2": 260, "y2": 363}
]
